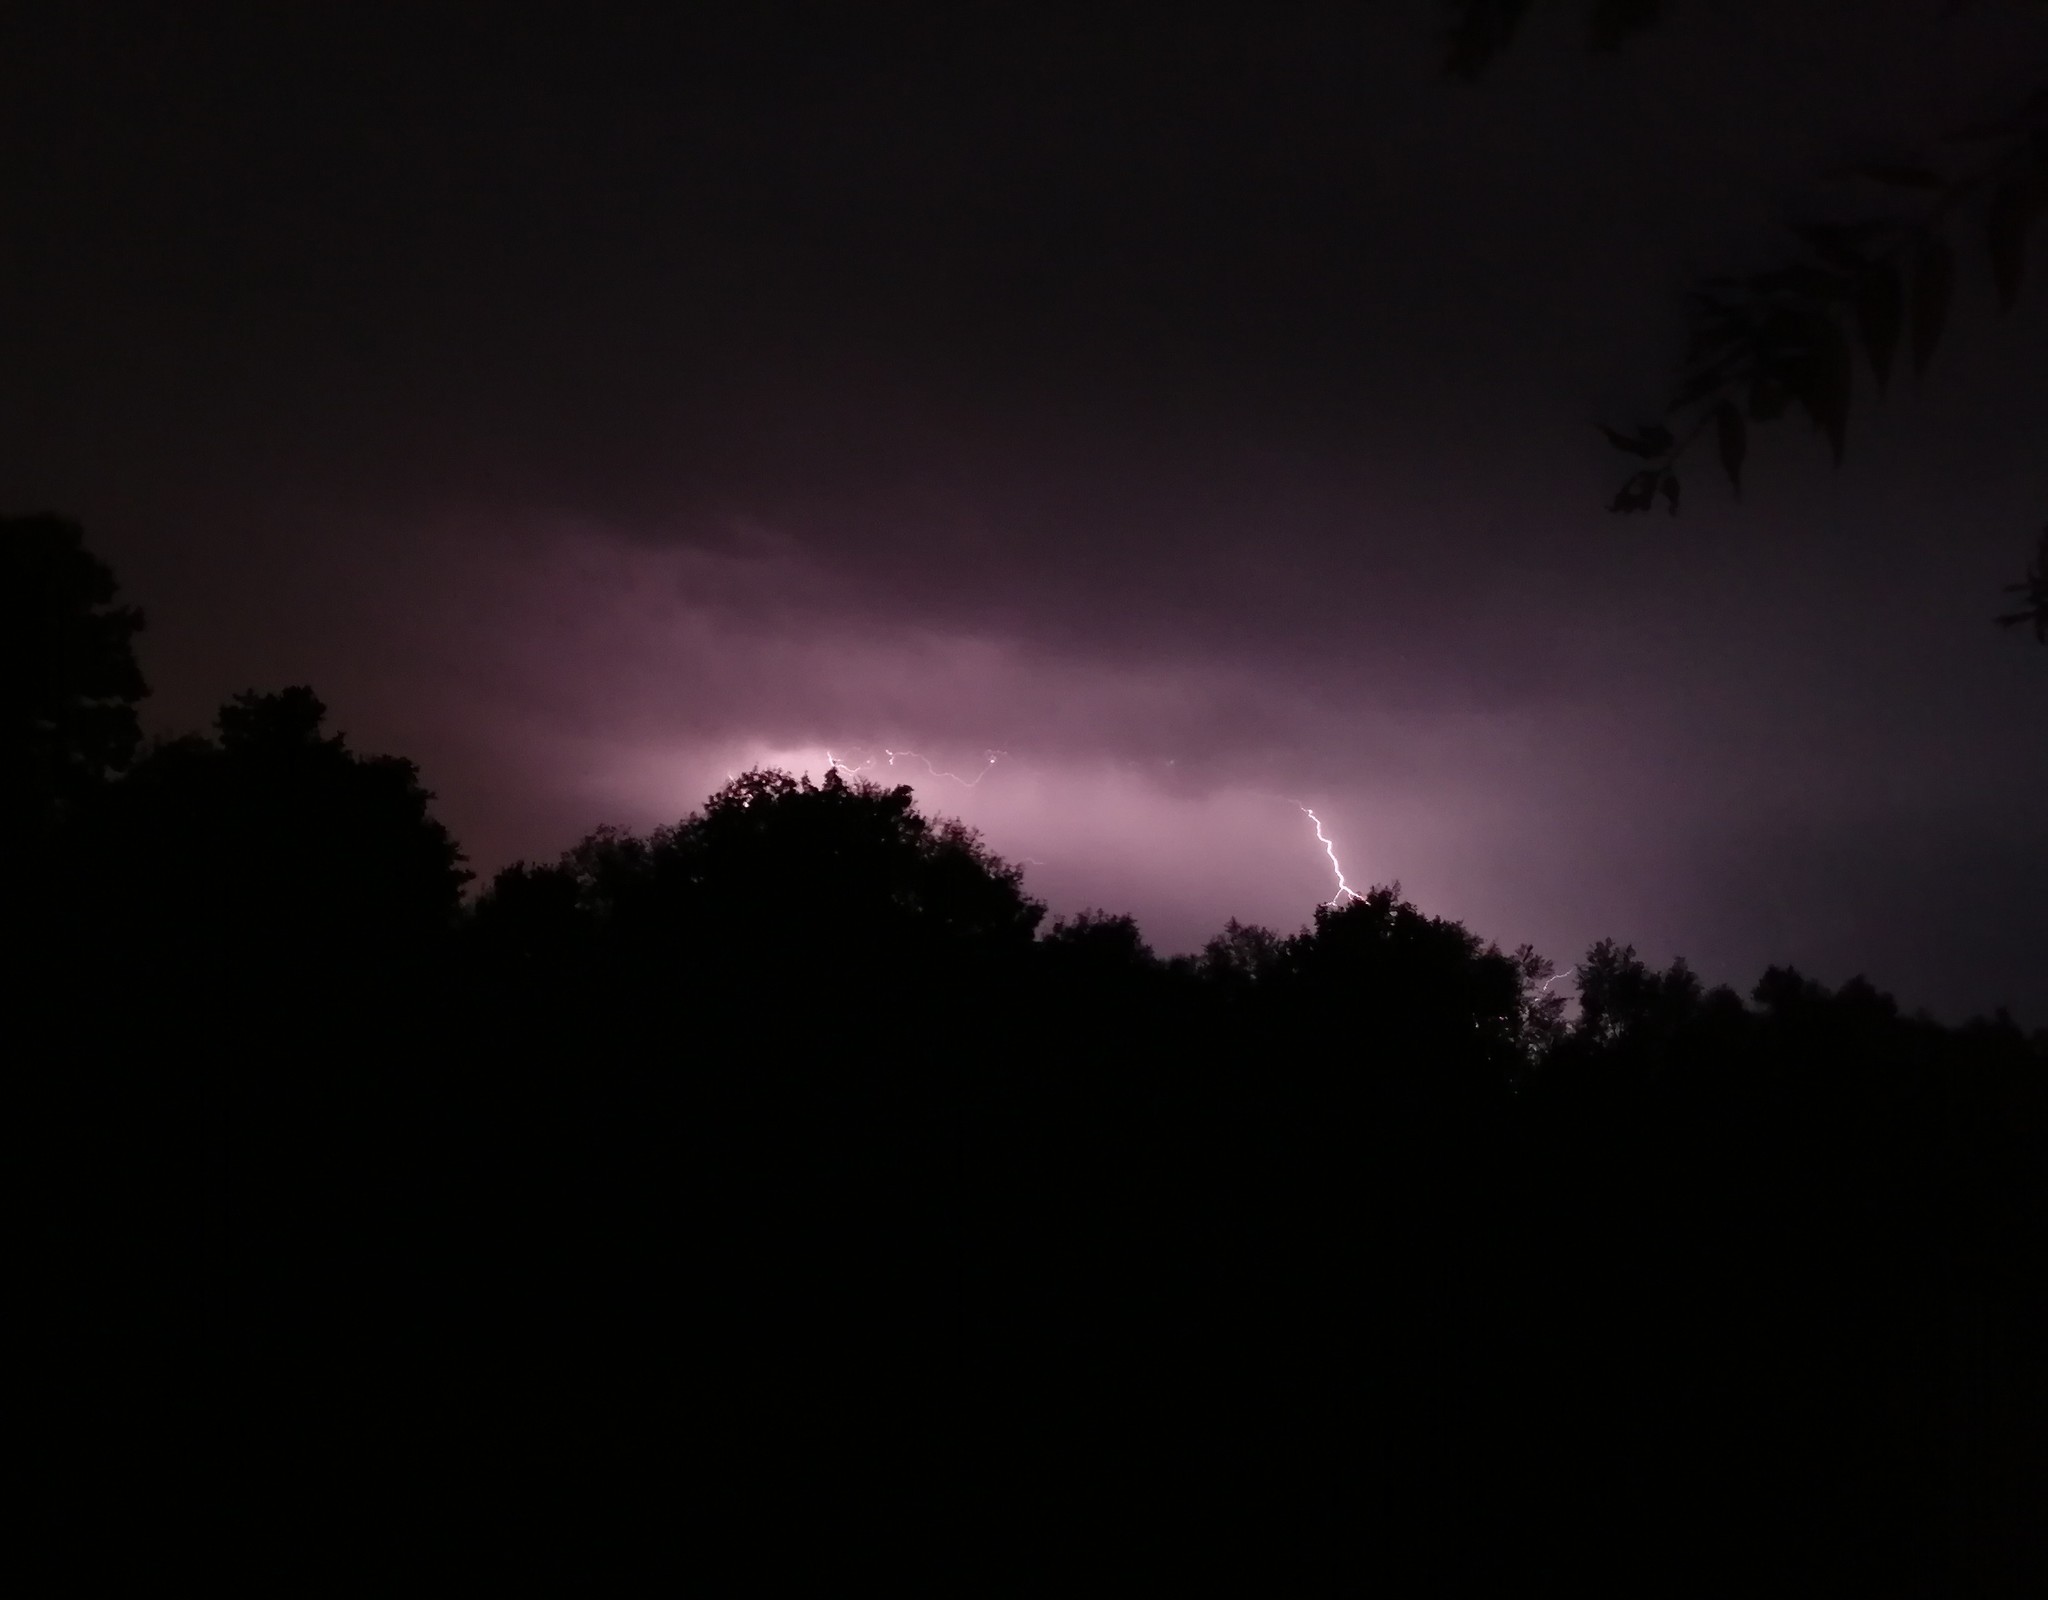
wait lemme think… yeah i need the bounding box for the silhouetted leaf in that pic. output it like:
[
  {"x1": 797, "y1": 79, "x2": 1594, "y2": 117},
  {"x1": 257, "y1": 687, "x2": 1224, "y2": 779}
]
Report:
[
  {"x1": 1670, "y1": 362, "x2": 1735, "y2": 409},
  {"x1": 1751, "y1": 305, "x2": 1811, "y2": 358},
  {"x1": 1714, "y1": 401, "x2": 1747, "y2": 495},
  {"x1": 1444, "y1": 0, "x2": 1537, "y2": 79},
  {"x1": 1588, "y1": 0, "x2": 1661, "y2": 52},
  {"x1": 1684, "y1": 317, "x2": 1748, "y2": 365},
  {"x1": 1986, "y1": 179, "x2": 2033, "y2": 311},
  {"x1": 1608, "y1": 468, "x2": 1661, "y2": 514},
  {"x1": 1998, "y1": 525, "x2": 2048, "y2": 642},
  {"x1": 1910, "y1": 236, "x2": 1953, "y2": 378},
  {"x1": 1601, "y1": 423, "x2": 1674, "y2": 458},
  {"x1": 1659, "y1": 471, "x2": 1681, "y2": 515},
  {"x1": 1854, "y1": 258, "x2": 1903, "y2": 391},
  {"x1": 1750, "y1": 263, "x2": 1854, "y2": 302},
  {"x1": 1684, "y1": 293, "x2": 1750, "y2": 351},
  {"x1": 1792, "y1": 315, "x2": 1854, "y2": 464}
]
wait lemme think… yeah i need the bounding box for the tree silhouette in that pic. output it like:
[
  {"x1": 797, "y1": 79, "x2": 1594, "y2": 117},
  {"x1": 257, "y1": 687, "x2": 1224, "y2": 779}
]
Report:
[
  {"x1": 81, "y1": 686, "x2": 469, "y2": 979},
  {"x1": 475, "y1": 766, "x2": 1044, "y2": 1030},
  {"x1": 1, "y1": 514, "x2": 147, "y2": 843},
  {"x1": 8, "y1": 525, "x2": 2039, "y2": 1588},
  {"x1": 1573, "y1": 937, "x2": 1704, "y2": 1049},
  {"x1": 1196, "y1": 916, "x2": 1287, "y2": 989},
  {"x1": 1041, "y1": 907, "x2": 1157, "y2": 970},
  {"x1": 1261, "y1": 885, "x2": 1547, "y2": 1105}
]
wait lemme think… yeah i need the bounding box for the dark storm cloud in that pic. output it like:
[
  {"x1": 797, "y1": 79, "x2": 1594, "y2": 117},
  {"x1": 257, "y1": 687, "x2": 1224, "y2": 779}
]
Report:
[{"x1": 2, "y1": 1, "x2": 2043, "y2": 1016}]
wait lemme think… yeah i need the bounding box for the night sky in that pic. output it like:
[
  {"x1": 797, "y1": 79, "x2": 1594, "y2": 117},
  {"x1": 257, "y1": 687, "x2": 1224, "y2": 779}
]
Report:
[{"x1": 5, "y1": 1, "x2": 2043, "y2": 1018}]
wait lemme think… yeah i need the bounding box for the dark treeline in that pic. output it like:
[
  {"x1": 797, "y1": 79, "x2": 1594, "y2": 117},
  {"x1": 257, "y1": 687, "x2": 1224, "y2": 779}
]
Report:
[{"x1": 14, "y1": 515, "x2": 2045, "y2": 1591}]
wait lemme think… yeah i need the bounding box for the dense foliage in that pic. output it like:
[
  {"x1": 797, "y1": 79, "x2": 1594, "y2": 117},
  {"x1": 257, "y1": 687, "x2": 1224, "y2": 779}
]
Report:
[{"x1": 17, "y1": 522, "x2": 2044, "y2": 1591}]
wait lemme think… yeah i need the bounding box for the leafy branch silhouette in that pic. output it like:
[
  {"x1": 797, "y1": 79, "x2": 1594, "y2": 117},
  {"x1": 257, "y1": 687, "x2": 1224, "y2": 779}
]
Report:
[
  {"x1": 1445, "y1": 0, "x2": 2048, "y2": 638},
  {"x1": 1597, "y1": 83, "x2": 2048, "y2": 638}
]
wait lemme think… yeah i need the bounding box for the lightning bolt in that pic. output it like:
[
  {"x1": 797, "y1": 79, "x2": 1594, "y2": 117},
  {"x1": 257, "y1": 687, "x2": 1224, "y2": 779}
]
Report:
[
  {"x1": 824, "y1": 747, "x2": 1003, "y2": 787},
  {"x1": 885, "y1": 747, "x2": 1003, "y2": 786},
  {"x1": 824, "y1": 745, "x2": 1370, "y2": 914},
  {"x1": 1299, "y1": 805, "x2": 1367, "y2": 908}
]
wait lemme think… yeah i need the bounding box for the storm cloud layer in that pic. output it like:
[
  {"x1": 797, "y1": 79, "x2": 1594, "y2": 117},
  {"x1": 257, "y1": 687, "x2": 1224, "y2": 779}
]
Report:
[{"x1": 3, "y1": 1, "x2": 2043, "y2": 1016}]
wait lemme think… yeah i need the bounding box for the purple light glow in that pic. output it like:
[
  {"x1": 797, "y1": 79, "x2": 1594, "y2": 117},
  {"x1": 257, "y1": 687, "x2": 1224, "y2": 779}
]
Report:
[{"x1": 4, "y1": 4, "x2": 2042, "y2": 1018}]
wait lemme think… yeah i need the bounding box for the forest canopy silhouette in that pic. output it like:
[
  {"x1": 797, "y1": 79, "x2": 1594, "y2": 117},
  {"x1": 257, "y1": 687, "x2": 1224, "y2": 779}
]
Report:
[{"x1": 16, "y1": 515, "x2": 2045, "y2": 1588}]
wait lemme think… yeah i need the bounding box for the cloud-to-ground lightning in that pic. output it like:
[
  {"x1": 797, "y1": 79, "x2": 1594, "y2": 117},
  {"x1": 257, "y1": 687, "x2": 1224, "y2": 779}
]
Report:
[
  {"x1": 1299, "y1": 805, "x2": 1368, "y2": 908},
  {"x1": 1233, "y1": 780, "x2": 1373, "y2": 910},
  {"x1": 823, "y1": 742, "x2": 1374, "y2": 915}
]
